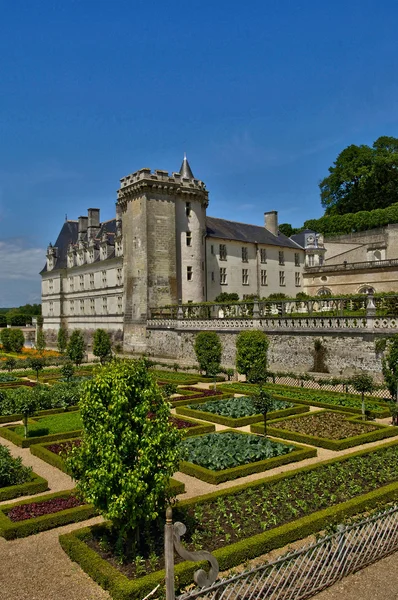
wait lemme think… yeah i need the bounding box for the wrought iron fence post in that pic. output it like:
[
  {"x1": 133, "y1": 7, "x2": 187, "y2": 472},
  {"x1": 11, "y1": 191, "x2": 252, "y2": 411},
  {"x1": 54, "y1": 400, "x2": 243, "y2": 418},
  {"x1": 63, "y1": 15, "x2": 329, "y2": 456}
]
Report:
[{"x1": 165, "y1": 506, "x2": 175, "y2": 600}]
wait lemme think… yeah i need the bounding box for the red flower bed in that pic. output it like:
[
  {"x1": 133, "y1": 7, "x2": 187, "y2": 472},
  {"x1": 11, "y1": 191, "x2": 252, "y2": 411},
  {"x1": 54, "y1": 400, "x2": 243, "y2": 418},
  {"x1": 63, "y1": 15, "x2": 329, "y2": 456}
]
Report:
[
  {"x1": 47, "y1": 439, "x2": 81, "y2": 456},
  {"x1": 7, "y1": 495, "x2": 82, "y2": 522},
  {"x1": 170, "y1": 416, "x2": 196, "y2": 429}
]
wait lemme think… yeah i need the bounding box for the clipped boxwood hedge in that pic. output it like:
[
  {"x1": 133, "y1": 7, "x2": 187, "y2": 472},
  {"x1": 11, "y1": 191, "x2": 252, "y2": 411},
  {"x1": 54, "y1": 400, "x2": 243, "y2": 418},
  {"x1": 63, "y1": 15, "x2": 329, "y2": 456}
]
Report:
[
  {"x1": 0, "y1": 424, "x2": 82, "y2": 448},
  {"x1": 251, "y1": 410, "x2": 398, "y2": 450},
  {"x1": 0, "y1": 406, "x2": 79, "y2": 425},
  {"x1": 176, "y1": 403, "x2": 307, "y2": 428},
  {"x1": 0, "y1": 489, "x2": 96, "y2": 539},
  {"x1": 0, "y1": 472, "x2": 48, "y2": 502},
  {"x1": 59, "y1": 439, "x2": 398, "y2": 600},
  {"x1": 171, "y1": 392, "x2": 230, "y2": 408}
]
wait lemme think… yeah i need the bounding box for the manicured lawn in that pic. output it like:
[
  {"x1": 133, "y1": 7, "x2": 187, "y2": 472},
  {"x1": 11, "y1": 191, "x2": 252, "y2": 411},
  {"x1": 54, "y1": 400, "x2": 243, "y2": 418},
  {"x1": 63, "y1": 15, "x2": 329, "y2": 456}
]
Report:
[{"x1": 14, "y1": 411, "x2": 82, "y2": 437}]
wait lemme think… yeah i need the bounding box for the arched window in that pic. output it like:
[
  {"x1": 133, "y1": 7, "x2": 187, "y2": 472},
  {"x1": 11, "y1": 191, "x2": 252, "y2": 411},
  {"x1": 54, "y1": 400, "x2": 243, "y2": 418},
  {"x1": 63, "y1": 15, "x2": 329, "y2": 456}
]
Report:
[
  {"x1": 358, "y1": 286, "x2": 375, "y2": 295},
  {"x1": 317, "y1": 288, "x2": 332, "y2": 296}
]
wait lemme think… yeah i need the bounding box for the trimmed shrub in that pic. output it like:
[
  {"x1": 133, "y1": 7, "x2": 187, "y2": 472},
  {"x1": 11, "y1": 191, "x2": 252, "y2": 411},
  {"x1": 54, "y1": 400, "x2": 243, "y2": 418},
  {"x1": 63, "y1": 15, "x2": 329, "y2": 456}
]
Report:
[
  {"x1": 194, "y1": 331, "x2": 222, "y2": 377},
  {"x1": 236, "y1": 331, "x2": 269, "y2": 383}
]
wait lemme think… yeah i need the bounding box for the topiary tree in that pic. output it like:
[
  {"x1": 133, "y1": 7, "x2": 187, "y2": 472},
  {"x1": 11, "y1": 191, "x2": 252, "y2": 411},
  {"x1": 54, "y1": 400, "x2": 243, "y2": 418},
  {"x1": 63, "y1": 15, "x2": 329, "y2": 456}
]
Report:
[
  {"x1": 0, "y1": 329, "x2": 11, "y2": 352},
  {"x1": 194, "y1": 331, "x2": 222, "y2": 377},
  {"x1": 236, "y1": 330, "x2": 269, "y2": 383},
  {"x1": 12, "y1": 388, "x2": 38, "y2": 438},
  {"x1": 35, "y1": 328, "x2": 46, "y2": 355},
  {"x1": 4, "y1": 358, "x2": 16, "y2": 373},
  {"x1": 252, "y1": 387, "x2": 275, "y2": 437},
  {"x1": 93, "y1": 329, "x2": 112, "y2": 364},
  {"x1": 162, "y1": 383, "x2": 178, "y2": 399},
  {"x1": 66, "y1": 359, "x2": 181, "y2": 546},
  {"x1": 57, "y1": 326, "x2": 69, "y2": 354},
  {"x1": 351, "y1": 373, "x2": 375, "y2": 420},
  {"x1": 7, "y1": 329, "x2": 25, "y2": 353},
  {"x1": 28, "y1": 357, "x2": 45, "y2": 381},
  {"x1": 66, "y1": 330, "x2": 86, "y2": 366},
  {"x1": 61, "y1": 362, "x2": 75, "y2": 382}
]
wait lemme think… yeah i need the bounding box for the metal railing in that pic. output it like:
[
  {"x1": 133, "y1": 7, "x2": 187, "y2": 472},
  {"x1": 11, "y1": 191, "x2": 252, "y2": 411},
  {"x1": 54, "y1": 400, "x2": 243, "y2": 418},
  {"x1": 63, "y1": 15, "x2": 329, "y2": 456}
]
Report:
[{"x1": 169, "y1": 504, "x2": 398, "y2": 600}]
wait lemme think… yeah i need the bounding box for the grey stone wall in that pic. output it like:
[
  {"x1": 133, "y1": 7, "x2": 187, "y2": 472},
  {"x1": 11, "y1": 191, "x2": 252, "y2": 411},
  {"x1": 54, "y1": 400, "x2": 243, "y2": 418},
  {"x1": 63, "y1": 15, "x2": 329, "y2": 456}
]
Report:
[{"x1": 146, "y1": 328, "x2": 382, "y2": 376}]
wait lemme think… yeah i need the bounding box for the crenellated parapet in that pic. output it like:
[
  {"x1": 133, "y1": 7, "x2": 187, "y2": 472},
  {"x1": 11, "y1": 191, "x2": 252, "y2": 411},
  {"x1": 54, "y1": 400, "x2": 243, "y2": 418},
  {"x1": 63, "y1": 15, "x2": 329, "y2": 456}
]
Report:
[{"x1": 117, "y1": 167, "x2": 209, "y2": 208}]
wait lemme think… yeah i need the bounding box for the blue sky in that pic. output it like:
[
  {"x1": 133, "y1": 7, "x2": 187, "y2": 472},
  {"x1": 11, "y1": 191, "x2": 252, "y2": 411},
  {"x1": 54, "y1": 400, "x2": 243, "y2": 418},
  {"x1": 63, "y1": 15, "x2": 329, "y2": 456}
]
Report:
[{"x1": 1, "y1": 0, "x2": 398, "y2": 305}]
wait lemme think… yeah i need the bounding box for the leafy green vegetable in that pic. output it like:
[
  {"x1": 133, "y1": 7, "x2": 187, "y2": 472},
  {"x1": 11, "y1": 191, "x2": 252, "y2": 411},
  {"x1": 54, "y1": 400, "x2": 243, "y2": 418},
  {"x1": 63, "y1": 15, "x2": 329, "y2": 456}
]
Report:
[{"x1": 188, "y1": 396, "x2": 291, "y2": 418}]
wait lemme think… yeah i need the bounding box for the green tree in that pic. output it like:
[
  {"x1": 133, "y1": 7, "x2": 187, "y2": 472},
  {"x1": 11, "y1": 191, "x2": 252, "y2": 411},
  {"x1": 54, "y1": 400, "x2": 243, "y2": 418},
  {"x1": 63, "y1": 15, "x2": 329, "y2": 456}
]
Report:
[
  {"x1": 57, "y1": 327, "x2": 69, "y2": 354},
  {"x1": 12, "y1": 388, "x2": 38, "y2": 438},
  {"x1": 320, "y1": 136, "x2": 398, "y2": 215},
  {"x1": 61, "y1": 362, "x2": 75, "y2": 382},
  {"x1": 382, "y1": 335, "x2": 398, "y2": 425},
  {"x1": 194, "y1": 331, "x2": 222, "y2": 377},
  {"x1": 35, "y1": 329, "x2": 46, "y2": 355},
  {"x1": 1, "y1": 329, "x2": 11, "y2": 352},
  {"x1": 66, "y1": 330, "x2": 86, "y2": 366},
  {"x1": 28, "y1": 357, "x2": 45, "y2": 381},
  {"x1": 93, "y1": 329, "x2": 112, "y2": 364},
  {"x1": 236, "y1": 330, "x2": 269, "y2": 383},
  {"x1": 351, "y1": 373, "x2": 375, "y2": 420},
  {"x1": 4, "y1": 357, "x2": 16, "y2": 372},
  {"x1": 214, "y1": 292, "x2": 239, "y2": 303},
  {"x1": 9, "y1": 329, "x2": 25, "y2": 353},
  {"x1": 252, "y1": 387, "x2": 275, "y2": 436},
  {"x1": 66, "y1": 359, "x2": 181, "y2": 542},
  {"x1": 162, "y1": 383, "x2": 178, "y2": 399},
  {"x1": 279, "y1": 223, "x2": 297, "y2": 237}
]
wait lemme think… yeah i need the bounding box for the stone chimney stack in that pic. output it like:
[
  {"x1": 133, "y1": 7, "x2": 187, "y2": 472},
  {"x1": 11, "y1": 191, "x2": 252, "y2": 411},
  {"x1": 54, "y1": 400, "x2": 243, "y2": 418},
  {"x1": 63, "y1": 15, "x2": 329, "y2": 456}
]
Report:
[
  {"x1": 264, "y1": 211, "x2": 278, "y2": 237},
  {"x1": 78, "y1": 216, "x2": 88, "y2": 241},
  {"x1": 87, "y1": 208, "x2": 100, "y2": 240}
]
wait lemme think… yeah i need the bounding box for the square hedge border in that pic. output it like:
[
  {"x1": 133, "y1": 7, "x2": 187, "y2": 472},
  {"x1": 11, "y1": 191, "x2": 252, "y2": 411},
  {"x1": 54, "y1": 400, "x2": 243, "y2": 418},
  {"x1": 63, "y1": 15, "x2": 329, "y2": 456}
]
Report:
[
  {"x1": 0, "y1": 489, "x2": 96, "y2": 539},
  {"x1": 0, "y1": 472, "x2": 48, "y2": 502},
  {"x1": 178, "y1": 430, "x2": 317, "y2": 484},
  {"x1": 171, "y1": 391, "x2": 230, "y2": 408},
  {"x1": 0, "y1": 422, "x2": 82, "y2": 448},
  {"x1": 218, "y1": 383, "x2": 390, "y2": 419},
  {"x1": 250, "y1": 409, "x2": 398, "y2": 450},
  {"x1": 176, "y1": 402, "x2": 307, "y2": 428},
  {"x1": 0, "y1": 406, "x2": 80, "y2": 425},
  {"x1": 59, "y1": 438, "x2": 398, "y2": 600}
]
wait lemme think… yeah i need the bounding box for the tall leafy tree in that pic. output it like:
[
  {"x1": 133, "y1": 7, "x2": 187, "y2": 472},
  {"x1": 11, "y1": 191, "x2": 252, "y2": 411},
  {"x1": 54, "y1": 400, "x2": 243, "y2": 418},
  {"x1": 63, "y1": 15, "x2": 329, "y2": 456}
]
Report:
[
  {"x1": 351, "y1": 373, "x2": 375, "y2": 420},
  {"x1": 66, "y1": 330, "x2": 86, "y2": 366},
  {"x1": 194, "y1": 331, "x2": 222, "y2": 377},
  {"x1": 93, "y1": 329, "x2": 112, "y2": 364},
  {"x1": 9, "y1": 329, "x2": 25, "y2": 353},
  {"x1": 35, "y1": 329, "x2": 46, "y2": 355},
  {"x1": 57, "y1": 327, "x2": 68, "y2": 354},
  {"x1": 236, "y1": 330, "x2": 269, "y2": 383},
  {"x1": 66, "y1": 359, "x2": 181, "y2": 542},
  {"x1": 320, "y1": 136, "x2": 398, "y2": 215}
]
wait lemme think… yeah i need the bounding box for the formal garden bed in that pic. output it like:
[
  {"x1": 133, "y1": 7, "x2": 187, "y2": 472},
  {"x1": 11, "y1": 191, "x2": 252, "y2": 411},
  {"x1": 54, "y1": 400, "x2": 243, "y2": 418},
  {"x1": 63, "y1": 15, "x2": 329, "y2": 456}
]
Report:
[
  {"x1": 59, "y1": 440, "x2": 398, "y2": 599},
  {"x1": 0, "y1": 489, "x2": 96, "y2": 539},
  {"x1": 0, "y1": 443, "x2": 48, "y2": 501},
  {"x1": 251, "y1": 410, "x2": 398, "y2": 450},
  {"x1": 0, "y1": 411, "x2": 83, "y2": 447},
  {"x1": 176, "y1": 395, "x2": 307, "y2": 427},
  {"x1": 217, "y1": 383, "x2": 391, "y2": 418},
  {"x1": 178, "y1": 430, "x2": 315, "y2": 484},
  {"x1": 170, "y1": 387, "x2": 228, "y2": 407}
]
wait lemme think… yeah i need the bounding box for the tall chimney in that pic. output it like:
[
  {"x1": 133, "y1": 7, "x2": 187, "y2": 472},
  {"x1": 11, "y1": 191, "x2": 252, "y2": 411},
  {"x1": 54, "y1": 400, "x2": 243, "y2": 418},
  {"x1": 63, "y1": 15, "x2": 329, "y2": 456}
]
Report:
[
  {"x1": 87, "y1": 208, "x2": 100, "y2": 240},
  {"x1": 78, "y1": 216, "x2": 88, "y2": 241},
  {"x1": 264, "y1": 211, "x2": 278, "y2": 237}
]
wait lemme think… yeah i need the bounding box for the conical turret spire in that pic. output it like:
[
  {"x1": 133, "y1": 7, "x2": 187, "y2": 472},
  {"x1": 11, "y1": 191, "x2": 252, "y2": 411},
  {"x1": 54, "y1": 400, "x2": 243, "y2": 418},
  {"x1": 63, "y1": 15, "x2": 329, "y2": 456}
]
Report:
[{"x1": 179, "y1": 153, "x2": 195, "y2": 179}]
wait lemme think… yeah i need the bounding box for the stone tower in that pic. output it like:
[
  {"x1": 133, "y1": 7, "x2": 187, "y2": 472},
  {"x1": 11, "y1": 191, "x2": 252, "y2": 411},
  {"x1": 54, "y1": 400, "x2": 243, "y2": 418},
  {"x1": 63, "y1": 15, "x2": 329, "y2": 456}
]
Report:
[{"x1": 117, "y1": 157, "x2": 208, "y2": 351}]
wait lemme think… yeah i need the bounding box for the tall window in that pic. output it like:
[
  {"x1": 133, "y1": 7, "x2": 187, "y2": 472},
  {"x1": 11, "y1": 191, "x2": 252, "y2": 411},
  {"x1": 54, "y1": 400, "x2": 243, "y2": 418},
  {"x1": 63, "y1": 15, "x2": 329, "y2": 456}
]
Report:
[
  {"x1": 261, "y1": 270, "x2": 267, "y2": 286},
  {"x1": 211, "y1": 271, "x2": 214, "y2": 281},
  {"x1": 219, "y1": 244, "x2": 227, "y2": 261},
  {"x1": 241, "y1": 247, "x2": 248, "y2": 262},
  {"x1": 69, "y1": 276, "x2": 74, "y2": 292},
  {"x1": 117, "y1": 296, "x2": 123, "y2": 313},
  {"x1": 90, "y1": 298, "x2": 95, "y2": 314},
  {"x1": 186, "y1": 232, "x2": 192, "y2": 246},
  {"x1": 308, "y1": 254, "x2": 315, "y2": 266},
  {"x1": 295, "y1": 253, "x2": 300, "y2": 267},
  {"x1": 242, "y1": 269, "x2": 249, "y2": 285},
  {"x1": 89, "y1": 273, "x2": 95, "y2": 289},
  {"x1": 187, "y1": 266, "x2": 193, "y2": 281},
  {"x1": 70, "y1": 300, "x2": 75, "y2": 314},
  {"x1": 319, "y1": 255, "x2": 324, "y2": 266},
  {"x1": 80, "y1": 299, "x2": 85, "y2": 314},
  {"x1": 102, "y1": 270, "x2": 107, "y2": 286},
  {"x1": 49, "y1": 301, "x2": 54, "y2": 316},
  {"x1": 117, "y1": 268, "x2": 123, "y2": 286},
  {"x1": 279, "y1": 251, "x2": 285, "y2": 265},
  {"x1": 260, "y1": 248, "x2": 267, "y2": 263},
  {"x1": 220, "y1": 267, "x2": 227, "y2": 285},
  {"x1": 295, "y1": 272, "x2": 301, "y2": 286},
  {"x1": 102, "y1": 297, "x2": 107, "y2": 314},
  {"x1": 88, "y1": 249, "x2": 94, "y2": 263},
  {"x1": 48, "y1": 279, "x2": 53, "y2": 293},
  {"x1": 79, "y1": 275, "x2": 84, "y2": 290},
  {"x1": 185, "y1": 202, "x2": 191, "y2": 217},
  {"x1": 210, "y1": 244, "x2": 214, "y2": 255},
  {"x1": 279, "y1": 271, "x2": 285, "y2": 286}
]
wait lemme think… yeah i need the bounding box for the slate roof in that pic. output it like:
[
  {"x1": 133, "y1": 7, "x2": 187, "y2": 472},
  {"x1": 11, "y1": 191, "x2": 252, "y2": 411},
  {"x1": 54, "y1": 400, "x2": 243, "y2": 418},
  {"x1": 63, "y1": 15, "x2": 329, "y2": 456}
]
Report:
[
  {"x1": 206, "y1": 216, "x2": 304, "y2": 249},
  {"x1": 40, "y1": 218, "x2": 117, "y2": 274},
  {"x1": 290, "y1": 229, "x2": 316, "y2": 248}
]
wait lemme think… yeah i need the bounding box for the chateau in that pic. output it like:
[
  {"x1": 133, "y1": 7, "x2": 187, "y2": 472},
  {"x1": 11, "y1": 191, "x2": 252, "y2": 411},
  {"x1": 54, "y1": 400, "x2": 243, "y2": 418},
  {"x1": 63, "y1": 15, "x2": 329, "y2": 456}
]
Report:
[{"x1": 41, "y1": 156, "x2": 306, "y2": 347}]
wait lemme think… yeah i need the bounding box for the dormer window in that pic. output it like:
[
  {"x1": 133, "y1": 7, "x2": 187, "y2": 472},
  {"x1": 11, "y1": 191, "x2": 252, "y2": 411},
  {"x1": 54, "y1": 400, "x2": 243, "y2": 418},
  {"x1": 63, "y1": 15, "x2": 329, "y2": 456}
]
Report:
[
  {"x1": 67, "y1": 253, "x2": 75, "y2": 268},
  {"x1": 115, "y1": 239, "x2": 123, "y2": 257}
]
